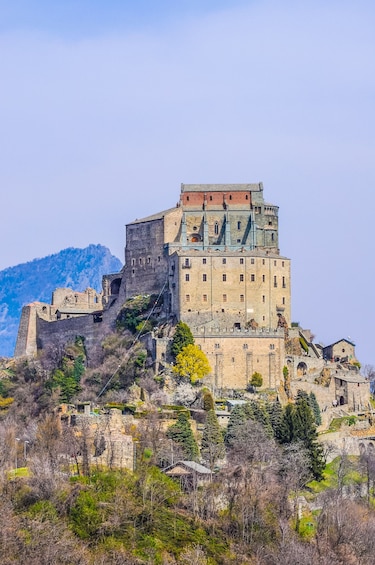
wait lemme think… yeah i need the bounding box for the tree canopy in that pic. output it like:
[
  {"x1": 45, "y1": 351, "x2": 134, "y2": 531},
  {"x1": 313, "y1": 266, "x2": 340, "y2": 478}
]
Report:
[{"x1": 173, "y1": 344, "x2": 211, "y2": 384}]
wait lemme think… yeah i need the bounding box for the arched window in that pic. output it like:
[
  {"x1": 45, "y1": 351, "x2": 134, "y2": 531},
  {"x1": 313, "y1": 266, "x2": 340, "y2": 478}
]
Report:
[{"x1": 214, "y1": 222, "x2": 219, "y2": 235}]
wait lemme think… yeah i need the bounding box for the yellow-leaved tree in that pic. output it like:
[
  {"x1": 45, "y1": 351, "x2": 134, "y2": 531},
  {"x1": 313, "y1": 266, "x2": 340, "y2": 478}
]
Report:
[{"x1": 173, "y1": 344, "x2": 211, "y2": 384}]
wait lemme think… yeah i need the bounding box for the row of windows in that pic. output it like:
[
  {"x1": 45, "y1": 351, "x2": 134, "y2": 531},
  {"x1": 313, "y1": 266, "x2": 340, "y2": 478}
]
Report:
[
  {"x1": 214, "y1": 343, "x2": 275, "y2": 350},
  {"x1": 184, "y1": 258, "x2": 285, "y2": 267},
  {"x1": 131, "y1": 256, "x2": 161, "y2": 267},
  {"x1": 184, "y1": 273, "x2": 287, "y2": 286},
  {"x1": 186, "y1": 194, "x2": 249, "y2": 202},
  {"x1": 185, "y1": 294, "x2": 286, "y2": 304}
]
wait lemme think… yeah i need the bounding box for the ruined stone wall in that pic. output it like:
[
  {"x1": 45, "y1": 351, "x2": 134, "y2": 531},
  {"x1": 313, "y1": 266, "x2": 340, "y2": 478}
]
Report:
[{"x1": 35, "y1": 310, "x2": 114, "y2": 364}]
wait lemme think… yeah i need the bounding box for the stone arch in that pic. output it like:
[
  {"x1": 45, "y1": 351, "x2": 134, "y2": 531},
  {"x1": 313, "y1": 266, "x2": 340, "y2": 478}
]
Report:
[
  {"x1": 110, "y1": 278, "x2": 121, "y2": 295},
  {"x1": 297, "y1": 361, "x2": 307, "y2": 376}
]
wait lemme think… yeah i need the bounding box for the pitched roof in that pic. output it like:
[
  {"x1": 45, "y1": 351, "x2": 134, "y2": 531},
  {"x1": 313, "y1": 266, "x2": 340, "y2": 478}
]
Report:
[
  {"x1": 163, "y1": 460, "x2": 211, "y2": 475},
  {"x1": 128, "y1": 207, "x2": 177, "y2": 225}
]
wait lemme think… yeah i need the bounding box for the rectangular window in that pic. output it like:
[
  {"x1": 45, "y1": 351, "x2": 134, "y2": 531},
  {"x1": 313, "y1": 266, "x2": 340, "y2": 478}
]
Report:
[
  {"x1": 262, "y1": 295, "x2": 265, "y2": 303},
  {"x1": 203, "y1": 294, "x2": 207, "y2": 302},
  {"x1": 251, "y1": 258, "x2": 255, "y2": 265},
  {"x1": 262, "y1": 274, "x2": 265, "y2": 282},
  {"x1": 209, "y1": 195, "x2": 213, "y2": 201},
  {"x1": 215, "y1": 343, "x2": 220, "y2": 349},
  {"x1": 237, "y1": 221, "x2": 241, "y2": 230},
  {"x1": 274, "y1": 275, "x2": 277, "y2": 287},
  {"x1": 282, "y1": 276, "x2": 286, "y2": 288},
  {"x1": 240, "y1": 294, "x2": 244, "y2": 302},
  {"x1": 203, "y1": 274, "x2": 207, "y2": 282},
  {"x1": 282, "y1": 297, "x2": 285, "y2": 305},
  {"x1": 240, "y1": 258, "x2": 244, "y2": 264},
  {"x1": 262, "y1": 259, "x2": 265, "y2": 265},
  {"x1": 186, "y1": 294, "x2": 190, "y2": 302},
  {"x1": 185, "y1": 274, "x2": 190, "y2": 282},
  {"x1": 282, "y1": 261, "x2": 285, "y2": 267},
  {"x1": 203, "y1": 258, "x2": 207, "y2": 264},
  {"x1": 274, "y1": 260, "x2": 277, "y2": 266},
  {"x1": 251, "y1": 274, "x2": 255, "y2": 282},
  {"x1": 240, "y1": 274, "x2": 244, "y2": 282},
  {"x1": 184, "y1": 258, "x2": 189, "y2": 266},
  {"x1": 223, "y1": 274, "x2": 227, "y2": 282},
  {"x1": 223, "y1": 294, "x2": 227, "y2": 302},
  {"x1": 222, "y1": 258, "x2": 226, "y2": 264}
]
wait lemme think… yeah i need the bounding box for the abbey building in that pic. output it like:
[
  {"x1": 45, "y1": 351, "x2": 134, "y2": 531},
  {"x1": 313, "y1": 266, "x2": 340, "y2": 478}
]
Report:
[{"x1": 16, "y1": 183, "x2": 291, "y2": 390}]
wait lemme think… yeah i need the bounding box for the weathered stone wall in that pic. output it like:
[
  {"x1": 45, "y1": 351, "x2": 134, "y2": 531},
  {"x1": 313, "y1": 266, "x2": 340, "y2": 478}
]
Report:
[
  {"x1": 194, "y1": 327, "x2": 285, "y2": 390},
  {"x1": 170, "y1": 251, "x2": 291, "y2": 330},
  {"x1": 124, "y1": 216, "x2": 169, "y2": 299},
  {"x1": 35, "y1": 311, "x2": 114, "y2": 364}
]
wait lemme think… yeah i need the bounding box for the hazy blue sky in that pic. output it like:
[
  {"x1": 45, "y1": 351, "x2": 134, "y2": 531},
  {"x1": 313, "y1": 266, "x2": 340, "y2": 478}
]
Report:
[{"x1": 1, "y1": 0, "x2": 374, "y2": 366}]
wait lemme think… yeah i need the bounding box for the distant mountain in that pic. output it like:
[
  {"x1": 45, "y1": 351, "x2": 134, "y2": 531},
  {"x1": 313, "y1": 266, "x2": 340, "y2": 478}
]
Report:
[{"x1": 0, "y1": 245, "x2": 123, "y2": 358}]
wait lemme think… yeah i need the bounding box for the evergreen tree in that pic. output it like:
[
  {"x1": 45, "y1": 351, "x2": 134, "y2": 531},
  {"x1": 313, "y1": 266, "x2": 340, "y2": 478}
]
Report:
[
  {"x1": 267, "y1": 399, "x2": 284, "y2": 441},
  {"x1": 166, "y1": 411, "x2": 199, "y2": 461},
  {"x1": 279, "y1": 398, "x2": 325, "y2": 480},
  {"x1": 203, "y1": 390, "x2": 215, "y2": 411},
  {"x1": 201, "y1": 410, "x2": 225, "y2": 471},
  {"x1": 170, "y1": 322, "x2": 194, "y2": 360},
  {"x1": 249, "y1": 400, "x2": 273, "y2": 438},
  {"x1": 225, "y1": 403, "x2": 254, "y2": 445},
  {"x1": 309, "y1": 392, "x2": 322, "y2": 426}
]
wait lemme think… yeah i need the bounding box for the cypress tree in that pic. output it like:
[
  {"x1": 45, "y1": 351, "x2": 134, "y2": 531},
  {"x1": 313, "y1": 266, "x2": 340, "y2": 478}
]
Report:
[
  {"x1": 309, "y1": 392, "x2": 322, "y2": 426},
  {"x1": 267, "y1": 399, "x2": 284, "y2": 441},
  {"x1": 170, "y1": 322, "x2": 194, "y2": 360},
  {"x1": 201, "y1": 410, "x2": 225, "y2": 470},
  {"x1": 166, "y1": 411, "x2": 199, "y2": 461}
]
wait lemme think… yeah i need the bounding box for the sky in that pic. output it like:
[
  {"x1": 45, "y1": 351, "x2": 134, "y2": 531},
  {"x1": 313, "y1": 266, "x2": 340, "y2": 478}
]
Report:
[{"x1": 0, "y1": 0, "x2": 374, "y2": 366}]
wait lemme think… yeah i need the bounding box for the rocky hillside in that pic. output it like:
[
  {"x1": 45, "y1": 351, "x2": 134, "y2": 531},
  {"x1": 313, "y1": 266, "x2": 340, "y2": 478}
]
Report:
[{"x1": 0, "y1": 244, "x2": 122, "y2": 358}]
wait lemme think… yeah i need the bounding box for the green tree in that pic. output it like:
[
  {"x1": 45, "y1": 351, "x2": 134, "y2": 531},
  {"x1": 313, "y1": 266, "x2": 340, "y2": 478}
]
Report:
[
  {"x1": 309, "y1": 391, "x2": 322, "y2": 426},
  {"x1": 170, "y1": 322, "x2": 194, "y2": 359},
  {"x1": 166, "y1": 411, "x2": 199, "y2": 461},
  {"x1": 225, "y1": 403, "x2": 254, "y2": 446},
  {"x1": 250, "y1": 371, "x2": 263, "y2": 389},
  {"x1": 202, "y1": 390, "x2": 215, "y2": 411},
  {"x1": 201, "y1": 410, "x2": 225, "y2": 471},
  {"x1": 267, "y1": 400, "x2": 284, "y2": 441},
  {"x1": 278, "y1": 398, "x2": 324, "y2": 480},
  {"x1": 173, "y1": 344, "x2": 211, "y2": 384}
]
